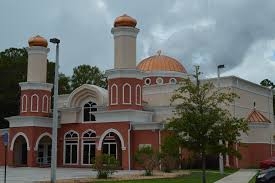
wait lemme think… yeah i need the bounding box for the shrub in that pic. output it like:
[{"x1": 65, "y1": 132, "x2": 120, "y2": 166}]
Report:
[
  {"x1": 135, "y1": 146, "x2": 159, "y2": 176},
  {"x1": 92, "y1": 154, "x2": 119, "y2": 179},
  {"x1": 160, "y1": 136, "x2": 180, "y2": 172}
]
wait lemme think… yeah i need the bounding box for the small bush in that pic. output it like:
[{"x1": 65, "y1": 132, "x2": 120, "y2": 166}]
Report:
[
  {"x1": 135, "y1": 146, "x2": 159, "y2": 176},
  {"x1": 160, "y1": 136, "x2": 180, "y2": 172},
  {"x1": 92, "y1": 154, "x2": 119, "y2": 179}
]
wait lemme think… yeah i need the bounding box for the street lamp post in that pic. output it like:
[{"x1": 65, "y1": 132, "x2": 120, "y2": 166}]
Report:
[
  {"x1": 2, "y1": 131, "x2": 8, "y2": 183},
  {"x1": 50, "y1": 38, "x2": 60, "y2": 183},
  {"x1": 217, "y1": 64, "x2": 224, "y2": 175}
]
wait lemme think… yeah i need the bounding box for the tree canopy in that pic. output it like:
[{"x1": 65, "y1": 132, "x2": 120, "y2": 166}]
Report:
[
  {"x1": 71, "y1": 64, "x2": 107, "y2": 89},
  {"x1": 166, "y1": 66, "x2": 248, "y2": 183}
]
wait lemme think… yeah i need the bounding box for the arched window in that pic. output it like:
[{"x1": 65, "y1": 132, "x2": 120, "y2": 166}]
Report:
[
  {"x1": 82, "y1": 130, "x2": 96, "y2": 165},
  {"x1": 21, "y1": 95, "x2": 28, "y2": 112},
  {"x1": 83, "y1": 101, "x2": 97, "y2": 122},
  {"x1": 136, "y1": 85, "x2": 141, "y2": 105},
  {"x1": 31, "y1": 94, "x2": 39, "y2": 112},
  {"x1": 122, "y1": 83, "x2": 131, "y2": 104},
  {"x1": 102, "y1": 132, "x2": 118, "y2": 159},
  {"x1": 64, "y1": 131, "x2": 79, "y2": 165},
  {"x1": 111, "y1": 84, "x2": 118, "y2": 105},
  {"x1": 42, "y1": 95, "x2": 48, "y2": 113}
]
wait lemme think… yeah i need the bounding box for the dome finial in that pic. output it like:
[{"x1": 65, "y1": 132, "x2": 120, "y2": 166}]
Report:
[
  {"x1": 114, "y1": 14, "x2": 137, "y2": 27},
  {"x1": 28, "y1": 35, "x2": 48, "y2": 47}
]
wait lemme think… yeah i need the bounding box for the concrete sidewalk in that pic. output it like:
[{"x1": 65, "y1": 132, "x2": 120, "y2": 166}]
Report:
[
  {"x1": 214, "y1": 169, "x2": 257, "y2": 183},
  {"x1": 0, "y1": 167, "x2": 142, "y2": 183}
]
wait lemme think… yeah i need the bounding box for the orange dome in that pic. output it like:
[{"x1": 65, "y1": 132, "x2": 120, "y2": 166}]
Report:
[
  {"x1": 28, "y1": 35, "x2": 48, "y2": 47},
  {"x1": 114, "y1": 14, "x2": 137, "y2": 27},
  {"x1": 137, "y1": 51, "x2": 186, "y2": 73}
]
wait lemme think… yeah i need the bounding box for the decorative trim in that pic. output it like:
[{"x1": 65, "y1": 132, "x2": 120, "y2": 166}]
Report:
[
  {"x1": 21, "y1": 95, "x2": 28, "y2": 112},
  {"x1": 132, "y1": 122, "x2": 164, "y2": 130},
  {"x1": 31, "y1": 94, "x2": 39, "y2": 112},
  {"x1": 10, "y1": 132, "x2": 30, "y2": 151},
  {"x1": 122, "y1": 83, "x2": 131, "y2": 104},
  {"x1": 156, "y1": 77, "x2": 163, "y2": 85},
  {"x1": 106, "y1": 69, "x2": 143, "y2": 79},
  {"x1": 135, "y1": 85, "x2": 141, "y2": 105},
  {"x1": 81, "y1": 129, "x2": 96, "y2": 138},
  {"x1": 110, "y1": 84, "x2": 118, "y2": 105},
  {"x1": 85, "y1": 109, "x2": 153, "y2": 123},
  {"x1": 6, "y1": 116, "x2": 53, "y2": 128},
  {"x1": 34, "y1": 132, "x2": 52, "y2": 151},
  {"x1": 20, "y1": 82, "x2": 53, "y2": 91},
  {"x1": 42, "y1": 95, "x2": 49, "y2": 113},
  {"x1": 26, "y1": 46, "x2": 50, "y2": 54},
  {"x1": 144, "y1": 78, "x2": 151, "y2": 86},
  {"x1": 111, "y1": 27, "x2": 139, "y2": 38},
  {"x1": 98, "y1": 128, "x2": 126, "y2": 151},
  {"x1": 141, "y1": 71, "x2": 187, "y2": 78},
  {"x1": 169, "y1": 78, "x2": 177, "y2": 84},
  {"x1": 67, "y1": 84, "x2": 108, "y2": 108}
]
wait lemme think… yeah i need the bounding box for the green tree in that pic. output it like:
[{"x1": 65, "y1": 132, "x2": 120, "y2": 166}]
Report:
[
  {"x1": 167, "y1": 66, "x2": 248, "y2": 183},
  {"x1": 58, "y1": 73, "x2": 71, "y2": 94},
  {"x1": 260, "y1": 79, "x2": 275, "y2": 114},
  {"x1": 0, "y1": 48, "x2": 28, "y2": 126},
  {"x1": 260, "y1": 79, "x2": 275, "y2": 88},
  {"x1": 0, "y1": 48, "x2": 57, "y2": 126},
  {"x1": 71, "y1": 65, "x2": 107, "y2": 90}
]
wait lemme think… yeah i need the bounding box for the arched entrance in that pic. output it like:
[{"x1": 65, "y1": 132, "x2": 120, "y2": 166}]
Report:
[
  {"x1": 13, "y1": 135, "x2": 28, "y2": 166},
  {"x1": 35, "y1": 134, "x2": 52, "y2": 166},
  {"x1": 101, "y1": 132, "x2": 122, "y2": 166}
]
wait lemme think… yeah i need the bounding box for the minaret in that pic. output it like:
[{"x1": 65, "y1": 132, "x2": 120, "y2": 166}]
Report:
[
  {"x1": 19, "y1": 35, "x2": 53, "y2": 117},
  {"x1": 107, "y1": 14, "x2": 143, "y2": 110}
]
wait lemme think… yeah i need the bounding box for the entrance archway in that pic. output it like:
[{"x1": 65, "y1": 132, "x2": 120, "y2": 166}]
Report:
[
  {"x1": 101, "y1": 132, "x2": 122, "y2": 166},
  {"x1": 35, "y1": 134, "x2": 52, "y2": 166},
  {"x1": 13, "y1": 135, "x2": 28, "y2": 166}
]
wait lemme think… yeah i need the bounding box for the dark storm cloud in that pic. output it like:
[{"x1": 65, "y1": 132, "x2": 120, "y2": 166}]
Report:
[{"x1": 145, "y1": 0, "x2": 275, "y2": 74}]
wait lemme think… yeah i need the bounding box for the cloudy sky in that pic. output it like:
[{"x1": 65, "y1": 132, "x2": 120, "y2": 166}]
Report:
[{"x1": 1, "y1": 0, "x2": 275, "y2": 84}]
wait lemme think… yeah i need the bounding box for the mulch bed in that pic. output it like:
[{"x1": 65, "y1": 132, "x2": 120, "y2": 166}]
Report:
[{"x1": 35, "y1": 170, "x2": 190, "y2": 183}]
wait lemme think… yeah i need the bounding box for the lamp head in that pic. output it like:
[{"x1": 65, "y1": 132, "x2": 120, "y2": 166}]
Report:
[{"x1": 50, "y1": 38, "x2": 60, "y2": 44}]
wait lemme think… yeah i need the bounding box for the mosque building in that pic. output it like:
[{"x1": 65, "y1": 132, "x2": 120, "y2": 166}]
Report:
[{"x1": 0, "y1": 14, "x2": 274, "y2": 169}]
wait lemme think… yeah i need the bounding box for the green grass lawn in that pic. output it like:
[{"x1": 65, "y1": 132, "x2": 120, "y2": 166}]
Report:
[{"x1": 93, "y1": 170, "x2": 233, "y2": 183}]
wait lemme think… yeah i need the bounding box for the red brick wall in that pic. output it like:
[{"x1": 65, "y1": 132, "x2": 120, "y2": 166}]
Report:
[
  {"x1": 108, "y1": 78, "x2": 143, "y2": 110},
  {"x1": 57, "y1": 122, "x2": 130, "y2": 169},
  {"x1": 20, "y1": 89, "x2": 51, "y2": 117},
  {"x1": 237, "y1": 143, "x2": 273, "y2": 168},
  {"x1": 0, "y1": 137, "x2": 5, "y2": 165},
  {"x1": 7, "y1": 127, "x2": 51, "y2": 167},
  {"x1": 131, "y1": 130, "x2": 160, "y2": 169}
]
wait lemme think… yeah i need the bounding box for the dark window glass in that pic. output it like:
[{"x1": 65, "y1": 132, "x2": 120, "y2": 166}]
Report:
[
  {"x1": 65, "y1": 145, "x2": 71, "y2": 164},
  {"x1": 110, "y1": 144, "x2": 116, "y2": 157},
  {"x1": 72, "y1": 145, "x2": 77, "y2": 164},
  {"x1": 83, "y1": 144, "x2": 89, "y2": 164}
]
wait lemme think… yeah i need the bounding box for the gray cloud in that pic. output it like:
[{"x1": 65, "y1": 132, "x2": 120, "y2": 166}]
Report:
[{"x1": 0, "y1": 0, "x2": 275, "y2": 83}]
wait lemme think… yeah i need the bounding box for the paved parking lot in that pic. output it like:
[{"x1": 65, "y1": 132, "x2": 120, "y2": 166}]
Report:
[{"x1": 0, "y1": 167, "x2": 141, "y2": 183}]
